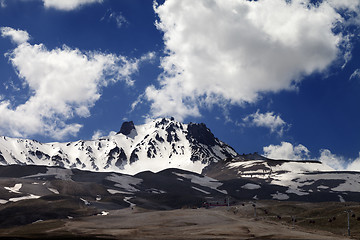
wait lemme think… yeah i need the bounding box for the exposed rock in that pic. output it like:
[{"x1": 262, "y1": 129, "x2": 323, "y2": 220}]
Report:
[
  {"x1": 187, "y1": 123, "x2": 216, "y2": 146},
  {"x1": 118, "y1": 121, "x2": 136, "y2": 136}
]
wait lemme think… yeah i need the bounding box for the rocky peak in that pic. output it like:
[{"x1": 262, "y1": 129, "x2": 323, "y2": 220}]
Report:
[
  {"x1": 118, "y1": 121, "x2": 136, "y2": 136},
  {"x1": 186, "y1": 123, "x2": 216, "y2": 146}
]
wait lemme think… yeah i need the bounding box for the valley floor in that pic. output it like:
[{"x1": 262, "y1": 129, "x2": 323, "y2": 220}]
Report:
[{"x1": 0, "y1": 201, "x2": 358, "y2": 240}]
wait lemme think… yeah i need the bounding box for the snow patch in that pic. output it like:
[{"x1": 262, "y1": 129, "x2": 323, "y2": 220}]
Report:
[
  {"x1": 98, "y1": 211, "x2": 109, "y2": 216},
  {"x1": 0, "y1": 199, "x2": 8, "y2": 204},
  {"x1": 32, "y1": 220, "x2": 43, "y2": 224},
  {"x1": 47, "y1": 188, "x2": 59, "y2": 194},
  {"x1": 338, "y1": 195, "x2": 345, "y2": 202},
  {"x1": 146, "y1": 188, "x2": 166, "y2": 194},
  {"x1": 192, "y1": 186, "x2": 210, "y2": 194},
  {"x1": 107, "y1": 189, "x2": 132, "y2": 195},
  {"x1": 24, "y1": 168, "x2": 73, "y2": 180},
  {"x1": 4, "y1": 183, "x2": 22, "y2": 193},
  {"x1": 9, "y1": 194, "x2": 40, "y2": 202},
  {"x1": 174, "y1": 172, "x2": 227, "y2": 194},
  {"x1": 271, "y1": 191, "x2": 289, "y2": 200},
  {"x1": 80, "y1": 198, "x2": 90, "y2": 205},
  {"x1": 241, "y1": 183, "x2": 261, "y2": 190},
  {"x1": 106, "y1": 174, "x2": 142, "y2": 192},
  {"x1": 124, "y1": 197, "x2": 136, "y2": 208},
  {"x1": 285, "y1": 188, "x2": 309, "y2": 196}
]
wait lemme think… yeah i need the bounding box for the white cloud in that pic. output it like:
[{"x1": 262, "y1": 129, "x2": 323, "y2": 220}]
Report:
[
  {"x1": 1, "y1": 27, "x2": 30, "y2": 45},
  {"x1": 243, "y1": 110, "x2": 288, "y2": 135},
  {"x1": 42, "y1": 0, "x2": 102, "y2": 11},
  {"x1": 319, "y1": 149, "x2": 360, "y2": 171},
  {"x1": 318, "y1": 149, "x2": 347, "y2": 170},
  {"x1": 350, "y1": 68, "x2": 360, "y2": 80},
  {"x1": 144, "y1": 0, "x2": 359, "y2": 120},
  {"x1": 91, "y1": 130, "x2": 104, "y2": 140},
  {"x1": 101, "y1": 9, "x2": 128, "y2": 28},
  {"x1": 346, "y1": 153, "x2": 360, "y2": 171},
  {"x1": 0, "y1": 27, "x2": 154, "y2": 140},
  {"x1": 263, "y1": 142, "x2": 310, "y2": 160},
  {"x1": 1, "y1": 0, "x2": 6, "y2": 8},
  {"x1": 263, "y1": 141, "x2": 360, "y2": 171}
]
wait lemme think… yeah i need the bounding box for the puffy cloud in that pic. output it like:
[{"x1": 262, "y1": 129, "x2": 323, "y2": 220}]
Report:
[
  {"x1": 346, "y1": 153, "x2": 360, "y2": 171},
  {"x1": 263, "y1": 141, "x2": 360, "y2": 171},
  {"x1": 243, "y1": 110, "x2": 288, "y2": 135},
  {"x1": 0, "y1": 27, "x2": 154, "y2": 139},
  {"x1": 1, "y1": 27, "x2": 30, "y2": 45},
  {"x1": 91, "y1": 130, "x2": 104, "y2": 140},
  {"x1": 145, "y1": 0, "x2": 359, "y2": 120},
  {"x1": 263, "y1": 142, "x2": 310, "y2": 160},
  {"x1": 319, "y1": 149, "x2": 360, "y2": 171},
  {"x1": 318, "y1": 149, "x2": 347, "y2": 170},
  {"x1": 42, "y1": 0, "x2": 102, "y2": 11}
]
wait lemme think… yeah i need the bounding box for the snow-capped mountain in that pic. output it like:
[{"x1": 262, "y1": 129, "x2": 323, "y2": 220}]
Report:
[{"x1": 0, "y1": 118, "x2": 238, "y2": 174}]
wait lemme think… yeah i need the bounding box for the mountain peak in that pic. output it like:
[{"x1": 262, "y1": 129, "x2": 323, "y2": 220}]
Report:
[
  {"x1": 118, "y1": 121, "x2": 136, "y2": 135},
  {"x1": 0, "y1": 119, "x2": 238, "y2": 174}
]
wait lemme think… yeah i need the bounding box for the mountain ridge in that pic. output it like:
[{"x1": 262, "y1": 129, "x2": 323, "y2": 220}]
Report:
[{"x1": 0, "y1": 118, "x2": 238, "y2": 174}]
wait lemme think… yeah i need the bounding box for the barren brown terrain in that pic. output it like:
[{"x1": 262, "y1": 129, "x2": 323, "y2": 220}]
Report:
[{"x1": 0, "y1": 200, "x2": 359, "y2": 240}]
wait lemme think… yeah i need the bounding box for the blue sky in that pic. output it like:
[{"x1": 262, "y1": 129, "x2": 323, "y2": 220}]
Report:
[{"x1": 0, "y1": 0, "x2": 360, "y2": 170}]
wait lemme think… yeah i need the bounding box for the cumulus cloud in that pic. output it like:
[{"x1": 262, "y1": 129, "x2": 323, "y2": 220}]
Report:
[
  {"x1": 263, "y1": 142, "x2": 310, "y2": 160},
  {"x1": 0, "y1": 27, "x2": 154, "y2": 139},
  {"x1": 1, "y1": 27, "x2": 30, "y2": 45},
  {"x1": 243, "y1": 110, "x2": 288, "y2": 135},
  {"x1": 319, "y1": 149, "x2": 360, "y2": 171},
  {"x1": 42, "y1": 0, "x2": 102, "y2": 11},
  {"x1": 144, "y1": 0, "x2": 359, "y2": 120},
  {"x1": 318, "y1": 149, "x2": 347, "y2": 170},
  {"x1": 91, "y1": 130, "x2": 104, "y2": 140},
  {"x1": 346, "y1": 153, "x2": 360, "y2": 171},
  {"x1": 263, "y1": 142, "x2": 360, "y2": 171}
]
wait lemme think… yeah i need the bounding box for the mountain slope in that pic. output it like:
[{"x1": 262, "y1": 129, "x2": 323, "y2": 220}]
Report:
[
  {"x1": 0, "y1": 118, "x2": 238, "y2": 174},
  {"x1": 203, "y1": 153, "x2": 360, "y2": 201}
]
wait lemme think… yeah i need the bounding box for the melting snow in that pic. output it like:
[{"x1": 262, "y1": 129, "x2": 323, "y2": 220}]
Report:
[
  {"x1": 271, "y1": 191, "x2": 289, "y2": 200},
  {"x1": 24, "y1": 168, "x2": 73, "y2": 180},
  {"x1": 0, "y1": 199, "x2": 8, "y2": 204},
  {"x1": 106, "y1": 174, "x2": 142, "y2": 192},
  {"x1": 285, "y1": 188, "x2": 309, "y2": 196},
  {"x1": 241, "y1": 183, "x2": 261, "y2": 190},
  {"x1": 80, "y1": 198, "x2": 90, "y2": 205},
  {"x1": 107, "y1": 189, "x2": 133, "y2": 195},
  {"x1": 124, "y1": 197, "x2": 136, "y2": 208},
  {"x1": 98, "y1": 211, "x2": 109, "y2": 216},
  {"x1": 9, "y1": 194, "x2": 40, "y2": 202},
  {"x1": 174, "y1": 172, "x2": 227, "y2": 194},
  {"x1": 48, "y1": 188, "x2": 59, "y2": 194},
  {"x1": 4, "y1": 183, "x2": 22, "y2": 193},
  {"x1": 192, "y1": 186, "x2": 210, "y2": 194}
]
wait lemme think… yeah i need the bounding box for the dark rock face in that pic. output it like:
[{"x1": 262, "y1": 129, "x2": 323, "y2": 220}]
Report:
[
  {"x1": 118, "y1": 121, "x2": 136, "y2": 136},
  {"x1": 130, "y1": 149, "x2": 139, "y2": 163},
  {"x1": 166, "y1": 123, "x2": 180, "y2": 143},
  {"x1": 0, "y1": 153, "x2": 6, "y2": 164},
  {"x1": 105, "y1": 146, "x2": 127, "y2": 169},
  {"x1": 186, "y1": 123, "x2": 216, "y2": 146}
]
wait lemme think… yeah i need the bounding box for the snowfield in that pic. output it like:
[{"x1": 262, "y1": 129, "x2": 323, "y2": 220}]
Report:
[{"x1": 0, "y1": 118, "x2": 237, "y2": 175}]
